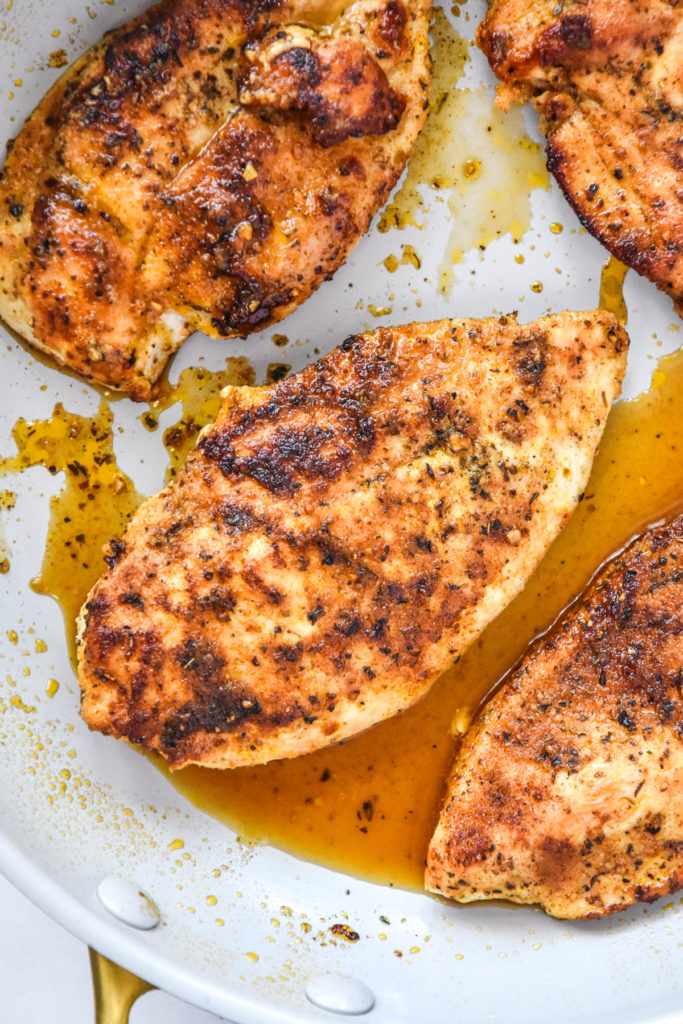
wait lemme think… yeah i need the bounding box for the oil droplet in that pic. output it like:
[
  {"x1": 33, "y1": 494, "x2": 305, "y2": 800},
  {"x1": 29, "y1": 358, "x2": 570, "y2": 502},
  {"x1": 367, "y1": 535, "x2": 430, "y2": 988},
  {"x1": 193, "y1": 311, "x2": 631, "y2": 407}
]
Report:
[
  {"x1": 382, "y1": 245, "x2": 421, "y2": 273},
  {"x1": 271, "y1": 334, "x2": 289, "y2": 348},
  {"x1": 514, "y1": 254, "x2": 525, "y2": 264},
  {"x1": 530, "y1": 281, "x2": 543, "y2": 293},
  {"x1": 402, "y1": 245, "x2": 421, "y2": 269},
  {"x1": 550, "y1": 222, "x2": 563, "y2": 234},
  {"x1": 599, "y1": 256, "x2": 629, "y2": 326},
  {"x1": 9, "y1": 695, "x2": 35, "y2": 713},
  {"x1": 34, "y1": 638, "x2": 47, "y2": 653},
  {"x1": 167, "y1": 839, "x2": 184, "y2": 852},
  {"x1": 206, "y1": 895, "x2": 217, "y2": 906},
  {"x1": 462, "y1": 158, "x2": 481, "y2": 180},
  {"x1": 245, "y1": 952, "x2": 259, "y2": 963},
  {"x1": 6, "y1": 630, "x2": 18, "y2": 645},
  {"x1": 0, "y1": 403, "x2": 143, "y2": 664},
  {"x1": 367, "y1": 304, "x2": 392, "y2": 317},
  {"x1": 46, "y1": 679, "x2": 59, "y2": 697}
]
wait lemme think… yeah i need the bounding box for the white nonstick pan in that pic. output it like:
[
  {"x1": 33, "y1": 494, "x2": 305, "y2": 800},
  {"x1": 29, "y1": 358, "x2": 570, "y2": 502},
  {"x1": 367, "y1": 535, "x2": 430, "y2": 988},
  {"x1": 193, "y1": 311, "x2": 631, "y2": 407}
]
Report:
[{"x1": 2, "y1": 2, "x2": 683, "y2": 1022}]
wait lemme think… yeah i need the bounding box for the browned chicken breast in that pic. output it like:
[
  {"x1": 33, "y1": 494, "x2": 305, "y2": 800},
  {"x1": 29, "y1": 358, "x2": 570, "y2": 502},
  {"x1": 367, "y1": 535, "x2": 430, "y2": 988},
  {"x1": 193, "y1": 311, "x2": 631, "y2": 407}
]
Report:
[
  {"x1": 426, "y1": 515, "x2": 683, "y2": 920},
  {"x1": 0, "y1": 0, "x2": 430, "y2": 399},
  {"x1": 478, "y1": 0, "x2": 683, "y2": 314},
  {"x1": 77, "y1": 310, "x2": 627, "y2": 769}
]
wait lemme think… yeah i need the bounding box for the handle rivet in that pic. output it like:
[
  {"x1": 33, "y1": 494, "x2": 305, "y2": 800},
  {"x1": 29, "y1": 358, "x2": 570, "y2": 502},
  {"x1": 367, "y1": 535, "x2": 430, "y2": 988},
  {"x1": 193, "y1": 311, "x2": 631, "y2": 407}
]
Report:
[
  {"x1": 97, "y1": 876, "x2": 160, "y2": 930},
  {"x1": 305, "y1": 974, "x2": 375, "y2": 1016}
]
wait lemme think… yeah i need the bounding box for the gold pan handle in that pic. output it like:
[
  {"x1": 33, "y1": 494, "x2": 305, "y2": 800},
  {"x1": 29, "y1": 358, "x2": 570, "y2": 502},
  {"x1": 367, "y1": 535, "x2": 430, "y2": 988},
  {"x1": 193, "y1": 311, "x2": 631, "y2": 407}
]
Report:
[{"x1": 89, "y1": 948, "x2": 155, "y2": 1024}]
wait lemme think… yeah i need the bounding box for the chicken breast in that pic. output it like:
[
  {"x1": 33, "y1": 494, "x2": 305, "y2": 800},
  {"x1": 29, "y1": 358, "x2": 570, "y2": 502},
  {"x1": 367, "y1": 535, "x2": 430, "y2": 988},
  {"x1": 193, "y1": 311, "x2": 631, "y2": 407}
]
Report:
[
  {"x1": 0, "y1": 0, "x2": 430, "y2": 399},
  {"x1": 478, "y1": 0, "x2": 683, "y2": 315},
  {"x1": 426, "y1": 515, "x2": 683, "y2": 920},
  {"x1": 77, "y1": 310, "x2": 627, "y2": 769}
]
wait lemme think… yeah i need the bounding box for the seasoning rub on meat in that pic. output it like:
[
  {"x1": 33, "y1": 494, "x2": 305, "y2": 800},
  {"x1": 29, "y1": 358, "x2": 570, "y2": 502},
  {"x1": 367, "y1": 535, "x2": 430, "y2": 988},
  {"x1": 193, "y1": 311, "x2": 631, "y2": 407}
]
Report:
[
  {"x1": 427, "y1": 515, "x2": 683, "y2": 919},
  {"x1": 77, "y1": 310, "x2": 627, "y2": 769},
  {"x1": 0, "y1": 0, "x2": 430, "y2": 398},
  {"x1": 478, "y1": 0, "x2": 683, "y2": 315}
]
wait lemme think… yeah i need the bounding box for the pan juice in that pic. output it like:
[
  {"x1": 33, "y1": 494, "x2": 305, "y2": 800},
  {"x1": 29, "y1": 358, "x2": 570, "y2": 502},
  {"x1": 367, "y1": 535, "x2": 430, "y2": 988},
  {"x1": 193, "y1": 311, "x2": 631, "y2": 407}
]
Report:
[{"x1": 0, "y1": 358, "x2": 252, "y2": 665}]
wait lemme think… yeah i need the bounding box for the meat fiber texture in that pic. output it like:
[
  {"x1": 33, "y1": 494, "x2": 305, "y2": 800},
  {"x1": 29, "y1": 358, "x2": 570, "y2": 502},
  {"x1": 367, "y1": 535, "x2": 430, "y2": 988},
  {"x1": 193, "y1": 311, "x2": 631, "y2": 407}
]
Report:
[
  {"x1": 78, "y1": 310, "x2": 628, "y2": 769},
  {"x1": 479, "y1": 0, "x2": 683, "y2": 316},
  {"x1": 427, "y1": 515, "x2": 683, "y2": 919},
  {"x1": 0, "y1": 0, "x2": 431, "y2": 398}
]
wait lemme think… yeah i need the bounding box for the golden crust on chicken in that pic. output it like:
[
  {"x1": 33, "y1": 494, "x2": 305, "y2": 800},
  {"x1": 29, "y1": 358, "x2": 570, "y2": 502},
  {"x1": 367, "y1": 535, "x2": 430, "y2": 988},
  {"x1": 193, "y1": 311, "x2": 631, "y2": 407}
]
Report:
[
  {"x1": 426, "y1": 515, "x2": 683, "y2": 920},
  {"x1": 77, "y1": 310, "x2": 627, "y2": 769},
  {"x1": 478, "y1": 0, "x2": 683, "y2": 314},
  {"x1": 0, "y1": 0, "x2": 431, "y2": 399}
]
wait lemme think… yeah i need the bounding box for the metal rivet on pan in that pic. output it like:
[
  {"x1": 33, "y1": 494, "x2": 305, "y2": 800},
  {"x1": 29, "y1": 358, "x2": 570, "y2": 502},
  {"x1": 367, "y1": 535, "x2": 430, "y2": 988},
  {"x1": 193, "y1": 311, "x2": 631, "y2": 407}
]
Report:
[
  {"x1": 97, "y1": 876, "x2": 160, "y2": 930},
  {"x1": 305, "y1": 974, "x2": 375, "y2": 1016}
]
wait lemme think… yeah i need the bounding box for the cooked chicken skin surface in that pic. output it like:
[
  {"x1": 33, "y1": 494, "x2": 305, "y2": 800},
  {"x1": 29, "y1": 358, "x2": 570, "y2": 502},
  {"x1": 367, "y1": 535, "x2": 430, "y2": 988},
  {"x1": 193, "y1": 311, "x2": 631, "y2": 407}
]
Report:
[
  {"x1": 0, "y1": 0, "x2": 430, "y2": 399},
  {"x1": 426, "y1": 515, "x2": 683, "y2": 920},
  {"x1": 478, "y1": 0, "x2": 683, "y2": 314},
  {"x1": 77, "y1": 311, "x2": 627, "y2": 769}
]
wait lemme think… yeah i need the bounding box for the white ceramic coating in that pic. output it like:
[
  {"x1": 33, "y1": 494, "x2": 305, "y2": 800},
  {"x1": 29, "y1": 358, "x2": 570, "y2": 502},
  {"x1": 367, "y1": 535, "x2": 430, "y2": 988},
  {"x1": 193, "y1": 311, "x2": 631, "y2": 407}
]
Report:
[{"x1": 1, "y1": 2, "x2": 683, "y2": 1023}]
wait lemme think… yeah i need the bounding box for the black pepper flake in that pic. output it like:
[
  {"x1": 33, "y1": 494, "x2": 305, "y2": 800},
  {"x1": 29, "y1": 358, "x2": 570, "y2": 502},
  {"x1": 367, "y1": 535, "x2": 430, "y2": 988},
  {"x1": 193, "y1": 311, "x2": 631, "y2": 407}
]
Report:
[
  {"x1": 329, "y1": 924, "x2": 360, "y2": 942},
  {"x1": 9, "y1": 202, "x2": 23, "y2": 218},
  {"x1": 307, "y1": 603, "x2": 325, "y2": 624},
  {"x1": 617, "y1": 708, "x2": 635, "y2": 731}
]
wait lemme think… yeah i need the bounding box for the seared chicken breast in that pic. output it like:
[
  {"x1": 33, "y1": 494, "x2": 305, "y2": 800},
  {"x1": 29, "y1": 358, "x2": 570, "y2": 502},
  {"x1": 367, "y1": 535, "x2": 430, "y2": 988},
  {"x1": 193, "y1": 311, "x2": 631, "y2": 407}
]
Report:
[
  {"x1": 77, "y1": 311, "x2": 627, "y2": 769},
  {"x1": 426, "y1": 515, "x2": 683, "y2": 920},
  {"x1": 478, "y1": 0, "x2": 683, "y2": 314},
  {"x1": 0, "y1": 0, "x2": 430, "y2": 399}
]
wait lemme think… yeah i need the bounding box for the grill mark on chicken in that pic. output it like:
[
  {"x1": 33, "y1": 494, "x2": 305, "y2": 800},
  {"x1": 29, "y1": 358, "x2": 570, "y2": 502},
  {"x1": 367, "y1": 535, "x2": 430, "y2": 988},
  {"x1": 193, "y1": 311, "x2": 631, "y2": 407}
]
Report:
[
  {"x1": 478, "y1": 0, "x2": 683, "y2": 314},
  {"x1": 77, "y1": 311, "x2": 627, "y2": 768},
  {"x1": 0, "y1": 0, "x2": 430, "y2": 398},
  {"x1": 426, "y1": 515, "x2": 683, "y2": 920}
]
